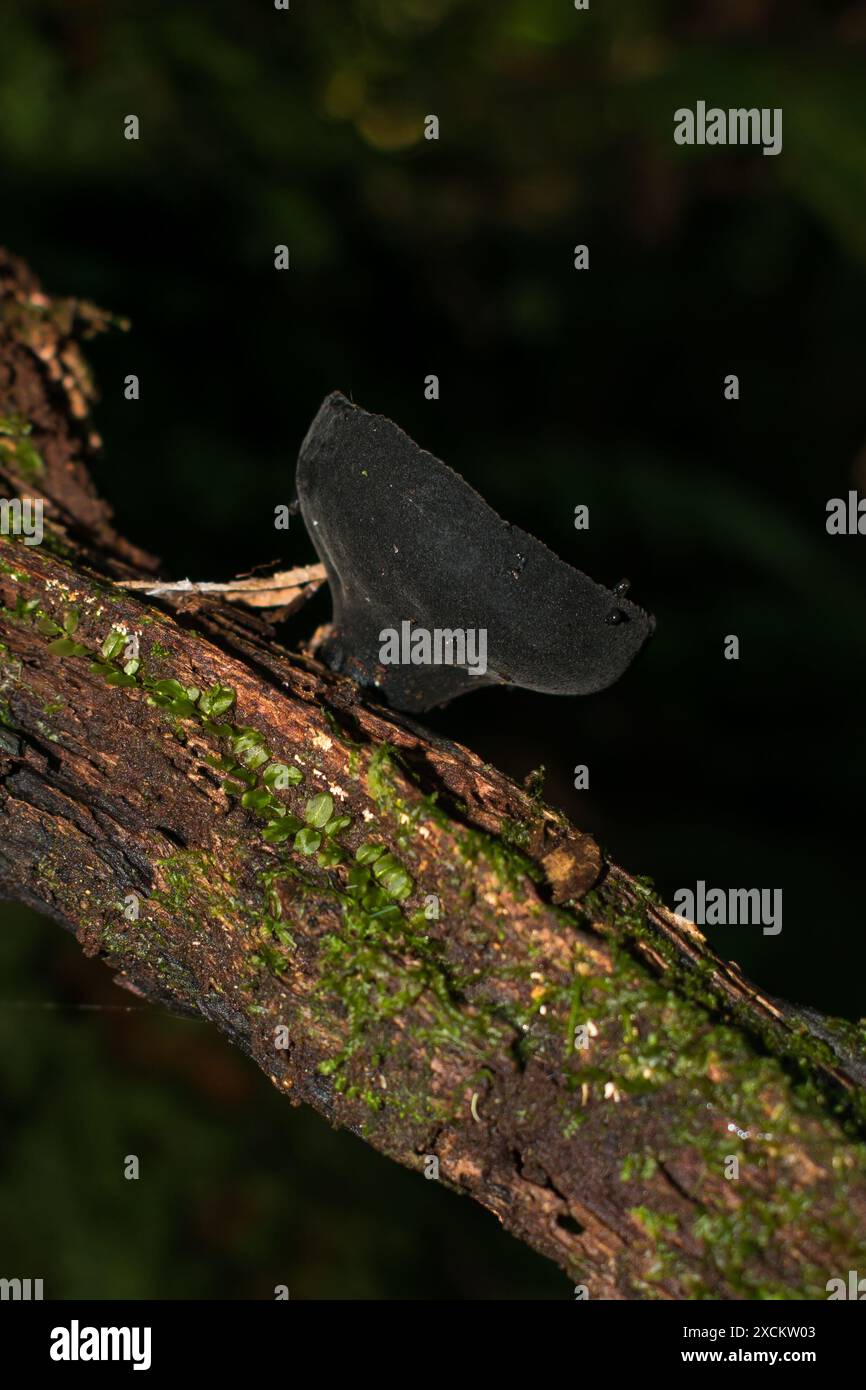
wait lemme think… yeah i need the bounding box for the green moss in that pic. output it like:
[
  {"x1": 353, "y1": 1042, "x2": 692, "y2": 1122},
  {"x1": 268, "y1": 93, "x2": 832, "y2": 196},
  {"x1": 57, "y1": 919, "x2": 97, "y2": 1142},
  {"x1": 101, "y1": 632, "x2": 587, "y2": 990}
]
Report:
[
  {"x1": 555, "y1": 882, "x2": 866, "y2": 1296},
  {"x1": 457, "y1": 825, "x2": 541, "y2": 894},
  {"x1": 0, "y1": 413, "x2": 44, "y2": 480},
  {"x1": 0, "y1": 553, "x2": 29, "y2": 583},
  {"x1": 585, "y1": 876, "x2": 866, "y2": 1134},
  {"x1": 3, "y1": 558, "x2": 522, "y2": 1123},
  {"x1": 315, "y1": 881, "x2": 507, "y2": 1125},
  {"x1": 499, "y1": 816, "x2": 533, "y2": 850},
  {"x1": 366, "y1": 743, "x2": 399, "y2": 802},
  {"x1": 523, "y1": 764, "x2": 546, "y2": 801},
  {"x1": 631, "y1": 1205, "x2": 678, "y2": 1240},
  {"x1": 14, "y1": 593, "x2": 316, "y2": 860},
  {"x1": 9, "y1": 552, "x2": 866, "y2": 1293},
  {"x1": 152, "y1": 850, "x2": 237, "y2": 920},
  {"x1": 621, "y1": 1153, "x2": 658, "y2": 1182}
]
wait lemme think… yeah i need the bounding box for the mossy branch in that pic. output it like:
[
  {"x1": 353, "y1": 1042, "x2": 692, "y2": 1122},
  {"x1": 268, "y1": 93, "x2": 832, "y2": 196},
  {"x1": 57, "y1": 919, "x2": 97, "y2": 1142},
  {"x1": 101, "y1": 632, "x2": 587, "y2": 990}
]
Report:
[{"x1": 2, "y1": 248, "x2": 866, "y2": 1299}]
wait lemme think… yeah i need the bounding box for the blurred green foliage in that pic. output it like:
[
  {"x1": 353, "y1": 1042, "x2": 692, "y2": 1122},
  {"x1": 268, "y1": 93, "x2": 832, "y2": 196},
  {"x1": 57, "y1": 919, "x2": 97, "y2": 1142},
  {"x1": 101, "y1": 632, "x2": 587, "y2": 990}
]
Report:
[{"x1": 1, "y1": 0, "x2": 865, "y2": 1297}]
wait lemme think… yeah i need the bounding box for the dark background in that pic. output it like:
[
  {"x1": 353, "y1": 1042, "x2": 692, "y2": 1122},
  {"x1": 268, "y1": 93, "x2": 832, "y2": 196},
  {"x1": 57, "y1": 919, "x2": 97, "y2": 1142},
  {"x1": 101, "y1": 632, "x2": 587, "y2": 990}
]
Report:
[{"x1": 1, "y1": 0, "x2": 865, "y2": 1298}]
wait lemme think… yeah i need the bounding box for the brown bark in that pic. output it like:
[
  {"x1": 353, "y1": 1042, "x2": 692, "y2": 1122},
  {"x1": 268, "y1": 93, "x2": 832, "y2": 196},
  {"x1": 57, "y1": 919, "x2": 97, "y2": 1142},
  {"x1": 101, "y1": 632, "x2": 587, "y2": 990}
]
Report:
[{"x1": 2, "y1": 248, "x2": 866, "y2": 1299}]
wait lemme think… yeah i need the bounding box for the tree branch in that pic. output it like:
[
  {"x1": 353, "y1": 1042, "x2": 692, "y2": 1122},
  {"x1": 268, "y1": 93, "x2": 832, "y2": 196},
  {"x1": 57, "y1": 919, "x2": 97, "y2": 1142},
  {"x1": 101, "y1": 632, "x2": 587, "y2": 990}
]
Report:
[{"x1": 2, "y1": 249, "x2": 865, "y2": 1299}]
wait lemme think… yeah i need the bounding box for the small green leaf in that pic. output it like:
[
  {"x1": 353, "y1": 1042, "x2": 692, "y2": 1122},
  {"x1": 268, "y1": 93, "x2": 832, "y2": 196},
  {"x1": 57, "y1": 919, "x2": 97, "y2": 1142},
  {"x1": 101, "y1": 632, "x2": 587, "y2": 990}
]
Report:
[
  {"x1": 262, "y1": 816, "x2": 302, "y2": 843},
  {"x1": 368, "y1": 903, "x2": 403, "y2": 926},
  {"x1": 356, "y1": 842, "x2": 385, "y2": 864},
  {"x1": 105, "y1": 671, "x2": 137, "y2": 687},
  {"x1": 123, "y1": 658, "x2": 140, "y2": 676},
  {"x1": 239, "y1": 744, "x2": 270, "y2": 771},
  {"x1": 241, "y1": 787, "x2": 278, "y2": 817},
  {"x1": 198, "y1": 684, "x2": 236, "y2": 718},
  {"x1": 379, "y1": 867, "x2": 413, "y2": 900},
  {"x1": 201, "y1": 718, "x2": 234, "y2": 739},
  {"x1": 63, "y1": 608, "x2": 80, "y2": 635},
  {"x1": 372, "y1": 852, "x2": 401, "y2": 881},
  {"x1": 37, "y1": 616, "x2": 63, "y2": 637},
  {"x1": 167, "y1": 697, "x2": 197, "y2": 719},
  {"x1": 304, "y1": 792, "x2": 334, "y2": 828},
  {"x1": 346, "y1": 865, "x2": 370, "y2": 893},
  {"x1": 371, "y1": 853, "x2": 413, "y2": 900},
  {"x1": 47, "y1": 636, "x2": 87, "y2": 657},
  {"x1": 317, "y1": 843, "x2": 345, "y2": 868},
  {"x1": 263, "y1": 762, "x2": 292, "y2": 790},
  {"x1": 230, "y1": 727, "x2": 264, "y2": 755},
  {"x1": 152, "y1": 678, "x2": 187, "y2": 700},
  {"x1": 101, "y1": 630, "x2": 127, "y2": 661},
  {"x1": 205, "y1": 753, "x2": 238, "y2": 773},
  {"x1": 324, "y1": 815, "x2": 352, "y2": 839},
  {"x1": 294, "y1": 828, "x2": 322, "y2": 855}
]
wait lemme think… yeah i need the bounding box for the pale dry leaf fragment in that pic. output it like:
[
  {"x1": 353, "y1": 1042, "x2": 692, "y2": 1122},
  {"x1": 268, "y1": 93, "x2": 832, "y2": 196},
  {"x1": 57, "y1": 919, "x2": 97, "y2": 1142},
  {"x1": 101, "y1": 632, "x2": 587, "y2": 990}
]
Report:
[{"x1": 116, "y1": 564, "x2": 326, "y2": 611}]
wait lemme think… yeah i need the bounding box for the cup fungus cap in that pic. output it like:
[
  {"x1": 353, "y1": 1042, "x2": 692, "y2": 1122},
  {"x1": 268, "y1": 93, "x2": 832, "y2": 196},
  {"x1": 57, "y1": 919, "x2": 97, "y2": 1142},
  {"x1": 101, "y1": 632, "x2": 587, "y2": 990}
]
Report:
[{"x1": 296, "y1": 392, "x2": 654, "y2": 712}]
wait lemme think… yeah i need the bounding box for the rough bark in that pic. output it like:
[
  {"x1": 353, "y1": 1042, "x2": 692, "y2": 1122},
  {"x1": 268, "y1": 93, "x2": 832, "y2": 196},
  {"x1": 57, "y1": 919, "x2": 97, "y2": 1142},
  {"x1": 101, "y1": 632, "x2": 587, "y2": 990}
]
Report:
[{"x1": 2, "y1": 248, "x2": 866, "y2": 1300}]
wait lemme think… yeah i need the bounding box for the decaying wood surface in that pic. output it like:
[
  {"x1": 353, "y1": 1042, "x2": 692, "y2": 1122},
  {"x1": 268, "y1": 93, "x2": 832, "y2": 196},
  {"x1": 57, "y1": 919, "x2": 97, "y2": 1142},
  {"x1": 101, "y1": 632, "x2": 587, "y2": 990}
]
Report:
[{"x1": 2, "y1": 248, "x2": 866, "y2": 1299}]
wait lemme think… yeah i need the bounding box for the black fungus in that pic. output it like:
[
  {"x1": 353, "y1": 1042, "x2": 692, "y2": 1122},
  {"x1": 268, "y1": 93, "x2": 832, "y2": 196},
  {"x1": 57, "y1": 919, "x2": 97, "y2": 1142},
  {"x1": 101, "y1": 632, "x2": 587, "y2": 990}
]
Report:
[{"x1": 296, "y1": 392, "x2": 655, "y2": 713}]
